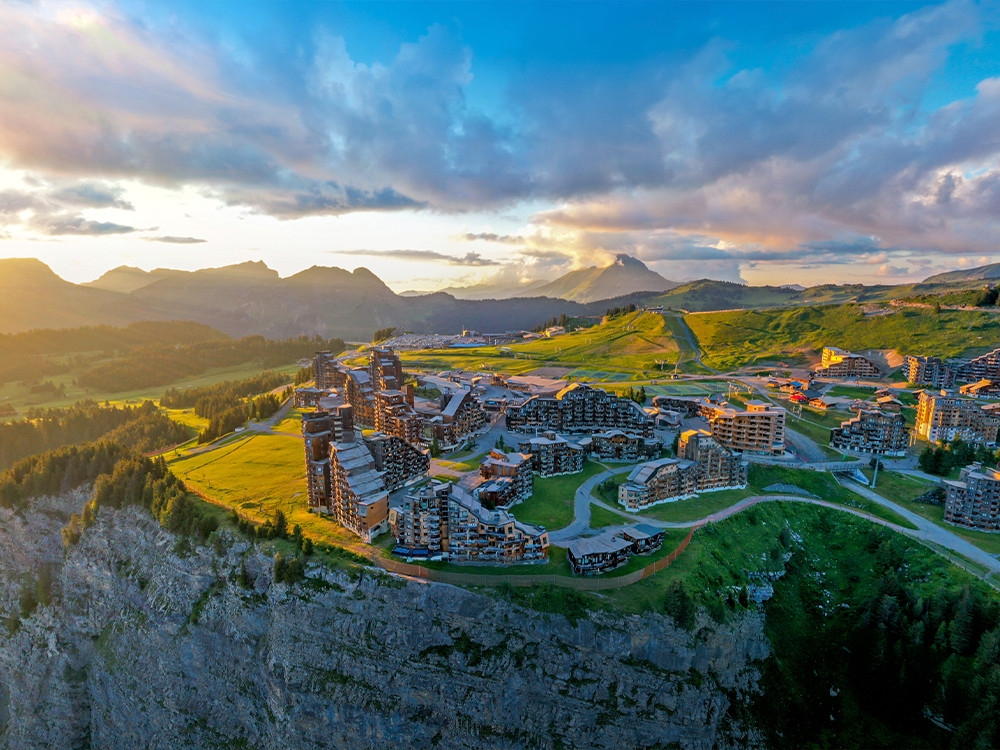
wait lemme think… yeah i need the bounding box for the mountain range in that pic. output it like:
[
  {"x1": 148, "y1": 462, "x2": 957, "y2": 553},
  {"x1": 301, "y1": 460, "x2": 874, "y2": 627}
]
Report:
[
  {"x1": 0, "y1": 255, "x2": 995, "y2": 340},
  {"x1": 433, "y1": 253, "x2": 679, "y2": 302}
]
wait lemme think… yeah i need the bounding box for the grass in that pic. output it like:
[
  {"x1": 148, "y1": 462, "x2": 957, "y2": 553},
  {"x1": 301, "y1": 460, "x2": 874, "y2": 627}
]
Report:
[
  {"x1": 686, "y1": 304, "x2": 1000, "y2": 371},
  {"x1": 166, "y1": 432, "x2": 362, "y2": 552},
  {"x1": 825, "y1": 385, "x2": 880, "y2": 400},
  {"x1": 510, "y1": 460, "x2": 606, "y2": 530},
  {"x1": 872, "y1": 471, "x2": 1000, "y2": 556},
  {"x1": 634, "y1": 487, "x2": 758, "y2": 523},
  {"x1": 589, "y1": 504, "x2": 631, "y2": 528},
  {"x1": 378, "y1": 312, "x2": 678, "y2": 379},
  {"x1": 0, "y1": 360, "x2": 300, "y2": 415}
]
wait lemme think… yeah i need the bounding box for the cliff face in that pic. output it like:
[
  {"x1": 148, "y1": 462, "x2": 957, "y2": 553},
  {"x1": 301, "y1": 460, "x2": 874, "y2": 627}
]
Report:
[{"x1": 0, "y1": 499, "x2": 769, "y2": 750}]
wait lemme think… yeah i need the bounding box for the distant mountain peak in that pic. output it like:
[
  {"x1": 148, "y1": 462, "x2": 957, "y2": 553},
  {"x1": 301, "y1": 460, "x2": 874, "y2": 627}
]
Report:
[{"x1": 0, "y1": 258, "x2": 65, "y2": 287}]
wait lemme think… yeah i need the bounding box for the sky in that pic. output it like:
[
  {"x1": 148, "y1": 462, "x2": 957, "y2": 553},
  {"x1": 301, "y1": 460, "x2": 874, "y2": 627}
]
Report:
[{"x1": 1, "y1": 0, "x2": 1000, "y2": 291}]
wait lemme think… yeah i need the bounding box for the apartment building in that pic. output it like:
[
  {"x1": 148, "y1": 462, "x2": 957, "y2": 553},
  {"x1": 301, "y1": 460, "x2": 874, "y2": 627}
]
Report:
[
  {"x1": 373, "y1": 388, "x2": 424, "y2": 444},
  {"x1": 830, "y1": 409, "x2": 909, "y2": 456},
  {"x1": 293, "y1": 387, "x2": 331, "y2": 408},
  {"x1": 702, "y1": 400, "x2": 786, "y2": 455},
  {"x1": 815, "y1": 347, "x2": 883, "y2": 378},
  {"x1": 959, "y1": 379, "x2": 1000, "y2": 399},
  {"x1": 567, "y1": 523, "x2": 665, "y2": 575},
  {"x1": 390, "y1": 481, "x2": 549, "y2": 564},
  {"x1": 915, "y1": 390, "x2": 1000, "y2": 445},
  {"x1": 324, "y1": 431, "x2": 390, "y2": 542},
  {"x1": 433, "y1": 388, "x2": 488, "y2": 447},
  {"x1": 905, "y1": 348, "x2": 1000, "y2": 388},
  {"x1": 505, "y1": 383, "x2": 653, "y2": 436},
  {"x1": 516, "y1": 432, "x2": 585, "y2": 476},
  {"x1": 343, "y1": 369, "x2": 377, "y2": 427},
  {"x1": 903, "y1": 355, "x2": 957, "y2": 389},
  {"x1": 618, "y1": 430, "x2": 747, "y2": 511},
  {"x1": 585, "y1": 429, "x2": 652, "y2": 462},
  {"x1": 303, "y1": 409, "x2": 427, "y2": 539},
  {"x1": 478, "y1": 449, "x2": 533, "y2": 507},
  {"x1": 955, "y1": 348, "x2": 1000, "y2": 383},
  {"x1": 365, "y1": 432, "x2": 430, "y2": 492},
  {"x1": 313, "y1": 350, "x2": 349, "y2": 390},
  {"x1": 944, "y1": 463, "x2": 1000, "y2": 532},
  {"x1": 369, "y1": 346, "x2": 405, "y2": 391}
]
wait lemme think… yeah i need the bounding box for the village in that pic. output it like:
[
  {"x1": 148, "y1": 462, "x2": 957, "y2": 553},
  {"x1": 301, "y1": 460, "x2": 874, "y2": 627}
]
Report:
[{"x1": 294, "y1": 333, "x2": 1000, "y2": 577}]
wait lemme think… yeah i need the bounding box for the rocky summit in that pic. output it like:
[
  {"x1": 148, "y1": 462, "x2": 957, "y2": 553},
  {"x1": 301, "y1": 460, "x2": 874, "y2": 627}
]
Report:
[{"x1": 0, "y1": 497, "x2": 767, "y2": 750}]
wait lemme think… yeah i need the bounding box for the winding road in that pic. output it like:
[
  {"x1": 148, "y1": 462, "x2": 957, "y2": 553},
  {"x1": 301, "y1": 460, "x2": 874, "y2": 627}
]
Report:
[{"x1": 547, "y1": 465, "x2": 1000, "y2": 579}]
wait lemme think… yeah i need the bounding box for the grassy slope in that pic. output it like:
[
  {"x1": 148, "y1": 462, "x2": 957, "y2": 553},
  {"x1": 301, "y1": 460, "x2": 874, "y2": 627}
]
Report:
[
  {"x1": 388, "y1": 312, "x2": 677, "y2": 378},
  {"x1": 165, "y1": 433, "x2": 362, "y2": 550},
  {"x1": 686, "y1": 304, "x2": 1000, "y2": 370},
  {"x1": 0, "y1": 360, "x2": 299, "y2": 415}
]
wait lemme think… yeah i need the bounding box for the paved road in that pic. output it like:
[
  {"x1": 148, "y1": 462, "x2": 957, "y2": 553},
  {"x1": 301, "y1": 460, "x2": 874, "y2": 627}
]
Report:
[
  {"x1": 662, "y1": 312, "x2": 720, "y2": 374},
  {"x1": 548, "y1": 464, "x2": 634, "y2": 543},
  {"x1": 842, "y1": 479, "x2": 1000, "y2": 574}
]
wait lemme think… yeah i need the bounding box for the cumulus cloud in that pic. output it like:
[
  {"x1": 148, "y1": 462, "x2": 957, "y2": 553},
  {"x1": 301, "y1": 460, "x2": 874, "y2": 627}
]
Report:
[
  {"x1": 0, "y1": 0, "x2": 999, "y2": 276},
  {"x1": 336, "y1": 249, "x2": 500, "y2": 266}
]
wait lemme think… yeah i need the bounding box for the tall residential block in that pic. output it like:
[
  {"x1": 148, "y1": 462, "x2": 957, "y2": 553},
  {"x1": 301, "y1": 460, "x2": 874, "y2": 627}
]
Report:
[
  {"x1": 915, "y1": 390, "x2": 1000, "y2": 445},
  {"x1": 830, "y1": 409, "x2": 909, "y2": 456},
  {"x1": 702, "y1": 400, "x2": 786, "y2": 455},
  {"x1": 944, "y1": 463, "x2": 1000, "y2": 532}
]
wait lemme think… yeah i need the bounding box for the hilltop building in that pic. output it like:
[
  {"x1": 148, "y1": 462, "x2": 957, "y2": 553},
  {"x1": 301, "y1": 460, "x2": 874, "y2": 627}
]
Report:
[
  {"x1": 478, "y1": 449, "x2": 533, "y2": 507},
  {"x1": 617, "y1": 430, "x2": 747, "y2": 511},
  {"x1": 915, "y1": 390, "x2": 1000, "y2": 445},
  {"x1": 701, "y1": 400, "x2": 786, "y2": 455},
  {"x1": 504, "y1": 383, "x2": 653, "y2": 436},
  {"x1": 815, "y1": 347, "x2": 883, "y2": 378},
  {"x1": 566, "y1": 524, "x2": 665, "y2": 575},
  {"x1": 389, "y1": 481, "x2": 549, "y2": 564},
  {"x1": 943, "y1": 463, "x2": 1000, "y2": 533},
  {"x1": 516, "y1": 432, "x2": 585, "y2": 476},
  {"x1": 830, "y1": 409, "x2": 909, "y2": 456}
]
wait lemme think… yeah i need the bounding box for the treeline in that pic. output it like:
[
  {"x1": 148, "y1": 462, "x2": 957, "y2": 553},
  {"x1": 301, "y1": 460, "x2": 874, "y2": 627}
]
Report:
[
  {"x1": 621, "y1": 385, "x2": 647, "y2": 404},
  {"x1": 0, "y1": 401, "x2": 187, "y2": 472},
  {"x1": 161, "y1": 372, "x2": 290, "y2": 415},
  {"x1": 197, "y1": 391, "x2": 286, "y2": 444},
  {"x1": 62, "y1": 455, "x2": 219, "y2": 546},
  {"x1": 0, "y1": 321, "x2": 225, "y2": 386},
  {"x1": 77, "y1": 335, "x2": 345, "y2": 393},
  {"x1": 372, "y1": 327, "x2": 397, "y2": 343},
  {"x1": 161, "y1": 371, "x2": 292, "y2": 443},
  {"x1": 975, "y1": 286, "x2": 1000, "y2": 307},
  {"x1": 918, "y1": 437, "x2": 999, "y2": 476},
  {"x1": 0, "y1": 441, "x2": 130, "y2": 509},
  {"x1": 757, "y1": 520, "x2": 1000, "y2": 749},
  {"x1": 604, "y1": 303, "x2": 638, "y2": 320},
  {"x1": 531, "y1": 313, "x2": 589, "y2": 333}
]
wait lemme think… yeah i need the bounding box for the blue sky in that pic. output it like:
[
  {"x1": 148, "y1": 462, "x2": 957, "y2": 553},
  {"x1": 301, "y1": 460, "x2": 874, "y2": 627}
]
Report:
[{"x1": 0, "y1": 0, "x2": 999, "y2": 289}]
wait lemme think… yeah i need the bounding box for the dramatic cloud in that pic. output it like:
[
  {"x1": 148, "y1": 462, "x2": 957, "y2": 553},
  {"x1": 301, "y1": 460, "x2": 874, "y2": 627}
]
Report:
[
  {"x1": 336, "y1": 249, "x2": 500, "y2": 266},
  {"x1": 1, "y1": 0, "x2": 999, "y2": 281}
]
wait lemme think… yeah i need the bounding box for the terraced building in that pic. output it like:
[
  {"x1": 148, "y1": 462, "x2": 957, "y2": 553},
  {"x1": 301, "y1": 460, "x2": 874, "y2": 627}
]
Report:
[
  {"x1": 830, "y1": 409, "x2": 909, "y2": 456},
  {"x1": 915, "y1": 390, "x2": 1000, "y2": 445},
  {"x1": 504, "y1": 383, "x2": 653, "y2": 436},
  {"x1": 389, "y1": 481, "x2": 549, "y2": 564},
  {"x1": 517, "y1": 432, "x2": 585, "y2": 476}
]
